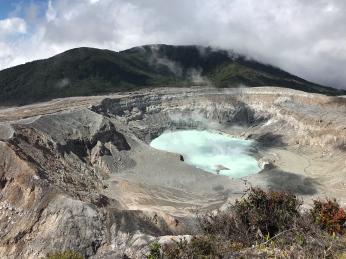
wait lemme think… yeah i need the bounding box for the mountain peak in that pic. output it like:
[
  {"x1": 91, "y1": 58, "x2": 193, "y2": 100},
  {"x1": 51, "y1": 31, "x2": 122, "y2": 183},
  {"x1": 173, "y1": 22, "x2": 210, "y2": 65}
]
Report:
[{"x1": 0, "y1": 44, "x2": 343, "y2": 105}]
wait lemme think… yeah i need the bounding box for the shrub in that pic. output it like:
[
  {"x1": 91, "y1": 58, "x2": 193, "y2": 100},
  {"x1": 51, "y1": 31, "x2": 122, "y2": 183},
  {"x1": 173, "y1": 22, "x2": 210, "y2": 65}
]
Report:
[
  {"x1": 265, "y1": 213, "x2": 345, "y2": 258},
  {"x1": 235, "y1": 188, "x2": 302, "y2": 236},
  {"x1": 147, "y1": 242, "x2": 162, "y2": 259},
  {"x1": 310, "y1": 198, "x2": 346, "y2": 234},
  {"x1": 46, "y1": 250, "x2": 83, "y2": 259},
  {"x1": 162, "y1": 236, "x2": 221, "y2": 259},
  {"x1": 199, "y1": 187, "x2": 302, "y2": 244},
  {"x1": 146, "y1": 188, "x2": 346, "y2": 258}
]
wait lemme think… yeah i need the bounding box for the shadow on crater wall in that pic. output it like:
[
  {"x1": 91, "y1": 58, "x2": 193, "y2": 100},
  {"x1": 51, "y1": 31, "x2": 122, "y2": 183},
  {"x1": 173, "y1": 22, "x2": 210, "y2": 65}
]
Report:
[
  {"x1": 227, "y1": 100, "x2": 268, "y2": 127},
  {"x1": 261, "y1": 169, "x2": 319, "y2": 195},
  {"x1": 252, "y1": 132, "x2": 287, "y2": 149}
]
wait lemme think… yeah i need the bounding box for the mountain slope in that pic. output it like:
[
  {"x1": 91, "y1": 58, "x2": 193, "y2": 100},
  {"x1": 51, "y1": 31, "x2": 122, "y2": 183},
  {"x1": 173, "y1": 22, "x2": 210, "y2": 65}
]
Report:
[{"x1": 0, "y1": 44, "x2": 343, "y2": 105}]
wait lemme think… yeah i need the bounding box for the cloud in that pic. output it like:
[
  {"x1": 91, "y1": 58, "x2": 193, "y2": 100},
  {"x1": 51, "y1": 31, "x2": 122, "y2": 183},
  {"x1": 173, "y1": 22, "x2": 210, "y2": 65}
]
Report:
[
  {"x1": 46, "y1": 0, "x2": 57, "y2": 22},
  {"x1": 1, "y1": 0, "x2": 346, "y2": 89},
  {"x1": 0, "y1": 17, "x2": 26, "y2": 36}
]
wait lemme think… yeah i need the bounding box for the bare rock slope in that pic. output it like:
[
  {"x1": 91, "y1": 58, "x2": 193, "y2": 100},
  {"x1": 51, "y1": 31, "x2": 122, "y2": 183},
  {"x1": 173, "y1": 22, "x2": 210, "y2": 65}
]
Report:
[{"x1": 0, "y1": 87, "x2": 345, "y2": 258}]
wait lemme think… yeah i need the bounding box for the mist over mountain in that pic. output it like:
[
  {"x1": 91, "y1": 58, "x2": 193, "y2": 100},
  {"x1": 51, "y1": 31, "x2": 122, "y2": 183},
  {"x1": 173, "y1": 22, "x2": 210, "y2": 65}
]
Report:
[{"x1": 0, "y1": 44, "x2": 343, "y2": 105}]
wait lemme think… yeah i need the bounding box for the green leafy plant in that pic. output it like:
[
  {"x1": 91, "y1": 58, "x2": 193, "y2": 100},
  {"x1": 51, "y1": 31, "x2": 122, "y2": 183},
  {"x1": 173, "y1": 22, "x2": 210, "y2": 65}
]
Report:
[{"x1": 147, "y1": 242, "x2": 162, "y2": 259}]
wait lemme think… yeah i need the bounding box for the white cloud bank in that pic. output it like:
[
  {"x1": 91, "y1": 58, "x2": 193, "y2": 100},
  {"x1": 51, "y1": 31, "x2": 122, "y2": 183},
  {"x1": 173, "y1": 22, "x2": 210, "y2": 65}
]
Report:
[{"x1": 0, "y1": 0, "x2": 346, "y2": 89}]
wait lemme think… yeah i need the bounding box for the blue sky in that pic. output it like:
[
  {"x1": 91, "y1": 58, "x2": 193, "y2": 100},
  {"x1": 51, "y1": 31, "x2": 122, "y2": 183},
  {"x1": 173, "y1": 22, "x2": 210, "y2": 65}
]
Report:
[
  {"x1": 0, "y1": 0, "x2": 345, "y2": 89},
  {"x1": 0, "y1": 0, "x2": 21, "y2": 18},
  {"x1": 0, "y1": 0, "x2": 47, "y2": 20}
]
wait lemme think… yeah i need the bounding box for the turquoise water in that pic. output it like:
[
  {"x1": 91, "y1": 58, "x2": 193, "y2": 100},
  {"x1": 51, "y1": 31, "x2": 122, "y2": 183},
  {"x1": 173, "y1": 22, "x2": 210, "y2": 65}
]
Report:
[{"x1": 150, "y1": 130, "x2": 261, "y2": 178}]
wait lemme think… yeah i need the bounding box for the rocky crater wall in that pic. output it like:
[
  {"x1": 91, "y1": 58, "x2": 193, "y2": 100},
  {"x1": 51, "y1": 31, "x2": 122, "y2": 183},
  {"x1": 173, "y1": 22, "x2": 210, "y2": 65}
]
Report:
[
  {"x1": 91, "y1": 88, "x2": 345, "y2": 150},
  {"x1": 0, "y1": 87, "x2": 344, "y2": 258}
]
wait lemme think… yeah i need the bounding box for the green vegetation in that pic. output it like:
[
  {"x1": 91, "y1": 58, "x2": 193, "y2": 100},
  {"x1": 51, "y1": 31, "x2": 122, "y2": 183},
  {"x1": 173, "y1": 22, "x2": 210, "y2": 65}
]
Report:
[
  {"x1": 147, "y1": 242, "x2": 162, "y2": 259},
  {"x1": 46, "y1": 250, "x2": 83, "y2": 259},
  {"x1": 231, "y1": 188, "x2": 301, "y2": 237},
  {"x1": 0, "y1": 44, "x2": 343, "y2": 105},
  {"x1": 147, "y1": 188, "x2": 346, "y2": 258}
]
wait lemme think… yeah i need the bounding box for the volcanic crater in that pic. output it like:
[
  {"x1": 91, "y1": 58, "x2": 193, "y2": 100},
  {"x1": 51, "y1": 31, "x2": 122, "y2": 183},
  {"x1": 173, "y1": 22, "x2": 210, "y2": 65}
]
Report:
[{"x1": 0, "y1": 87, "x2": 345, "y2": 258}]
